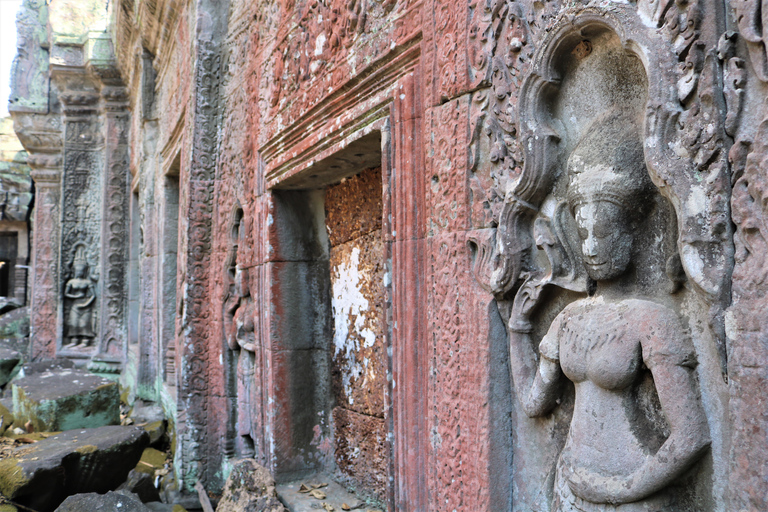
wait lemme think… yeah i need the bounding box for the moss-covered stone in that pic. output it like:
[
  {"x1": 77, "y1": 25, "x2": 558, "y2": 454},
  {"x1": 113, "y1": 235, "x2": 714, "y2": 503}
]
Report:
[
  {"x1": 135, "y1": 447, "x2": 166, "y2": 475},
  {"x1": 142, "y1": 420, "x2": 165, "y2": 445},
  {"x1": 75, "y1": 444, "x2": 98, "y2": 454},
  {"x1": 0, "y1": 402, "x2": 13, "y2": 436},
  {"x1": 0, "y1": 458, "x2": 28, "y2": 499},
  {"x1": 12, "y1": 369, "x2": 119, "y2": 431}
]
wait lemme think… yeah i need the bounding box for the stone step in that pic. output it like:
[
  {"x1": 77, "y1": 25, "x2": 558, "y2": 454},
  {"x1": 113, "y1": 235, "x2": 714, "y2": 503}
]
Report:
[
  {"x1": 0, "y1": 425, "x2": 149, "y2": 512},
  {"x1": 11, "y1": 367, "x2": 119, "y2": 432}
]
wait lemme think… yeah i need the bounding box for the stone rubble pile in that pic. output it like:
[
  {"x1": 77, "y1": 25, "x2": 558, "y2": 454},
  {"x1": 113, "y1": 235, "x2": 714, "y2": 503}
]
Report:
[{"x1": 0, "y1": 349, "x2": 189, "y2": 512}]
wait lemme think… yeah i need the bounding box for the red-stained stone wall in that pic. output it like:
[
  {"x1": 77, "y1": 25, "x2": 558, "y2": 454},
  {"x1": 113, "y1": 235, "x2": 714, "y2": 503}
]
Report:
[
  {"x1": 92, "y1": 0, "x2": 768, "y2": 509},
  {"x1": 326, "y1": 167, "x2": 388, "y2": 502}
]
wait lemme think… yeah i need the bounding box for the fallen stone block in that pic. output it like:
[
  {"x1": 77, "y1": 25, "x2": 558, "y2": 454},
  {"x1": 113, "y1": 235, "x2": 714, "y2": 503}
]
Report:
[
  {"x1": 0, "y1": 348, "x2": 21, "y2": 387},
  {"x1": 54, "y1": 490, "x2": 153, "y2": 512},
  {"x1": 217, "y1": 459, "x2": 287, "y2": 512},
  {"x1": 135, "y1": 447, "x2": 167, "y2": 475},
  {"x1": 142, "y1": 419, "x2": 166, "y2": 445},
  {"x1": 0, "y1": 425, "x2": 149, "y2": 512},
  {"x1": 12, "y1": 368, "x2": 119, "y2": 432},
  {"x1": 117, "y1": 468, "x2": 162, "y2": 503}
]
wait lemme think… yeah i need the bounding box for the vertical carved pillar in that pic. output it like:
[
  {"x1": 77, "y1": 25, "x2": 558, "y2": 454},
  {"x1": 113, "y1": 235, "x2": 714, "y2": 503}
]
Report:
[
  {"x1": 12, "y1": 110, "x2": 63, "y2": 359},
  {"x1": 27, "y1": 154, "x2": 63, "y2": 359},
  {"x1": 92, "y1": 84, "x2": 130, "y2": 369},
  {"x1": 177, "y1": 39, "x2": 221, "y2": 491}
]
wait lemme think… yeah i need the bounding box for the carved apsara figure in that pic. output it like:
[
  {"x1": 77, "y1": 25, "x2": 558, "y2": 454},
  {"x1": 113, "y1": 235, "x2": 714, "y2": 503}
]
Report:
[
  {"x1": 508, "y1": 114, "x2": 710, "y2": 510},
  {"x1": 225, "y1": 263, "x2": 259, "y2": 458},
  {"x1": 63, "y1": 246, "x2": 96, "y2": 348}
]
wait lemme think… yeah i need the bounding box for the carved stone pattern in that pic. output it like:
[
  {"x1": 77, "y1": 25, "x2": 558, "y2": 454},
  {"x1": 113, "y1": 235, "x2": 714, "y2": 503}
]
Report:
[
  {"x1": 191, "y1": 43, "x2": 222, "y2": 182},
  {"x1": 648, "y1": 0, "x2": 732, "y2": 362},
  {"x1": 468, "y1": 1, "x2": 533, "y2": 231},
  {"x1": 259, "y1": 0, "x2": 407, "y2": 143},
  {"x1": 433, "y1": 0, "x2": 469, "y2": 102},
  {"x1": 178, "y1": 42, "x2": 222, "y2": 488},
  {"x1": 178, "y1": 178, "x2": 215, "y2": 486},
  {"x1": 60, "y1": 114, "x2": 104, "y2": 348},
  {"x1": 30, "y1": 186, "x2": 60, "y2": 359},
  {"x1": 729, "y1": 113, "x2": 768, "y2": 510},
  {"x1": 100, "y1": 115, "x2": 130, "y2": 357},
  {"x1": 428, "y1": 233, "x2": 467, "y2": 511},
  {"x1": 426, "y1": 99, "x2": 469, "y2": 236},
  {"x1": 732, "y1": 0, "x2": 768, "y2": 82}
]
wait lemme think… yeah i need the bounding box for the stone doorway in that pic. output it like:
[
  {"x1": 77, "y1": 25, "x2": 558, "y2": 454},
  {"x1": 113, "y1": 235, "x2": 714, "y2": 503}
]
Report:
[
  {"x1": 0, "y1": 232, "x2": 17, "y2": 298},
  {"x1": 266, "y1": 132, "x2": 390, "y2": 507}
]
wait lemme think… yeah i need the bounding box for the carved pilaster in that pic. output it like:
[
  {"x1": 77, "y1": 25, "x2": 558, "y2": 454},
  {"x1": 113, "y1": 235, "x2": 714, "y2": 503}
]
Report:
[
  {"x1": 177, "y1": 38, "x2": 222, "y2": 492},
  {"x1": 56, "y1": 86, "x2": 103, "y2": 357},
  {"x1": 15, "y1": 111, "x2": 64, "y2": 359},
  {"x1": 93, "y1": 85, "x2": 130, "y2": 369}
]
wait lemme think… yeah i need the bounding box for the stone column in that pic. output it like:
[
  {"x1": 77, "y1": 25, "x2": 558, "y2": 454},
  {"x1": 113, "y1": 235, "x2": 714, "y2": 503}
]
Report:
[{"x1": 12, "y1": 114, "x2": 63, "y2": 360}]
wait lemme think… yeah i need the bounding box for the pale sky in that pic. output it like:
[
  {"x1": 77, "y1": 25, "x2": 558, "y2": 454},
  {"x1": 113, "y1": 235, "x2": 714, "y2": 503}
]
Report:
[{"x1": 0, "y1": 0, "x2": 23, "y2": 117}]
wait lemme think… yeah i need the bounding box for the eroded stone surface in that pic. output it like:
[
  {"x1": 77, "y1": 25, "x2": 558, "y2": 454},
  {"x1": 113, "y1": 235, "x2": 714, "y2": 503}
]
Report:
[
  {"x1": 216, "y1": 459, "x2": 286, "y2": 512},
  {"x1": 54, "y1": 491, "x2": 153, "y2": 512},
  {"x1": 326, "y1": 168, "x2": 388, "y2": 501}
]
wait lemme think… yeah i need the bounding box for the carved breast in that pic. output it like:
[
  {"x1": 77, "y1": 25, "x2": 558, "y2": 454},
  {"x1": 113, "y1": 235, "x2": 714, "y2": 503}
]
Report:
[{"x1": 558, "y1": 299, "x2": 643, "y2": 391}]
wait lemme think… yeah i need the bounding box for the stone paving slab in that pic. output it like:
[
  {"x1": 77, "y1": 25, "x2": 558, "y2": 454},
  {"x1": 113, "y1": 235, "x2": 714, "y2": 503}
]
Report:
[
  {"x1": 277, "y1": 475, "x2": 368, "y2": 512},
  {"x1": 11, "y1": 368, "x2": 119, "y2": 431}
]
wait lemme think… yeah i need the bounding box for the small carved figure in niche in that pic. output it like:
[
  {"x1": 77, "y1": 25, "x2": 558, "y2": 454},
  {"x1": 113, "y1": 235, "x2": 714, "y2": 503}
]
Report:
[
  {"x1": 63, "y1": 245, "x2": 96, "y2": 348},
  {"x1": 508, "y1": 113, "x2": 710, "y2": 510},
  {"x1": 225, "y1": 263, "x2": 259, "y2": 458}
]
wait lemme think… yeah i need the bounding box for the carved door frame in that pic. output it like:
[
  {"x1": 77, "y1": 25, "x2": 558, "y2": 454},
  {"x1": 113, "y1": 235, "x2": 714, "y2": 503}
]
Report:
[{"x1": 257, "y1": 37, "x2": 426, "y2": 510}]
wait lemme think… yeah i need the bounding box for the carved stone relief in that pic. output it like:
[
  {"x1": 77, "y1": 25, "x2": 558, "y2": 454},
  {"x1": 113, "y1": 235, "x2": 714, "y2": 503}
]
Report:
[
  {"x1": 222, "y1": 207, "x2": 264, "y2": 460},
  {"x1": 473, "y1": 6, "x2": 730, "y2": 510},
  {"x1": 58, "y1": 90, "x2": 104, "y2": 357},
  {"x1": 63, "y1": 244, "x2": 97, "y2": 348}
]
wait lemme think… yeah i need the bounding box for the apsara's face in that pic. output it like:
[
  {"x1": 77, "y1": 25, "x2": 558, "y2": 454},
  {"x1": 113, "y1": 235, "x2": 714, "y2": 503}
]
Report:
[{"x1": 573, "y1": 201, "x2": 633, "y2": 282}]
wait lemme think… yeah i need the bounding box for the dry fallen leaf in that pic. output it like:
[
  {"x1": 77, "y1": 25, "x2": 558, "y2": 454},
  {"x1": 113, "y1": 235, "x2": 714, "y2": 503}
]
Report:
[
  {"x1": 322, "y1": 504, "x2": 334, "y2": 511},
  {"x1": 313, "y1": 483, "x2": 329, "y2": 489},
  {"x1": 298, "y1": 483, "x2": 311, "y2": 493},
  {"x1": 309, "y1": 489, "x2": 327, "y2": 500},
  {"x1": 341, "y1": 504, "x2": 351, "y2": 511}
]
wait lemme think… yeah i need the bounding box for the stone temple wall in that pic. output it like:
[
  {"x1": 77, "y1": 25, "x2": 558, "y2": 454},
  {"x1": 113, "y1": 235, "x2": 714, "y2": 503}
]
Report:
[{"x1": 11, "y1": 0, "x2": 768, "y2": 509}]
